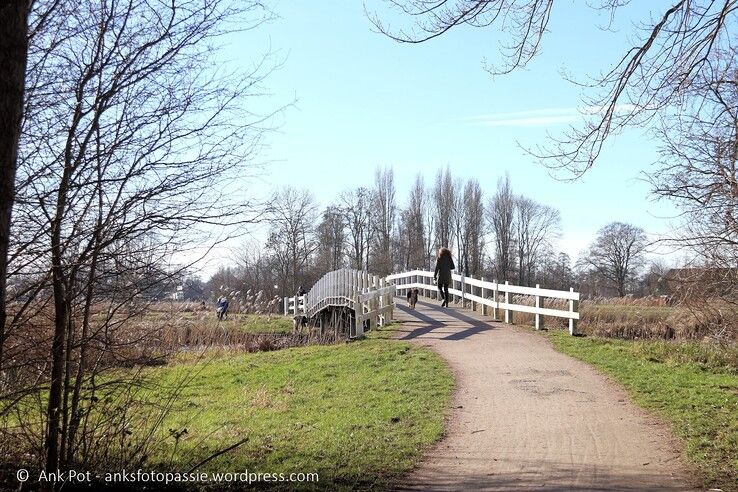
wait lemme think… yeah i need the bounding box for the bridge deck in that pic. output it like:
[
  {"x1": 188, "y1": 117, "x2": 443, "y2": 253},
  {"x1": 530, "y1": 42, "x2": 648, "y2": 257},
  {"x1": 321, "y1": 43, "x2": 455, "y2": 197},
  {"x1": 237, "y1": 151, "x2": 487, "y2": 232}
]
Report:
[{"x1": 393, "y1": 298, "x2": 694, "y2": 491}]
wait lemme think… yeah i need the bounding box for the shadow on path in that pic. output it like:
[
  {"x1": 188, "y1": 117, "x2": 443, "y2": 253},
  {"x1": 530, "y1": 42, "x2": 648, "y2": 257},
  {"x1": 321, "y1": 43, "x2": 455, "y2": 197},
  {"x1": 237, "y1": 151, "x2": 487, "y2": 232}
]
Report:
[
  {"x1": 395, "y1": 302, "x2": 444, "y2": 339},
  {"x1": 395, "y1": 298, "x2": 497, "y2": 341}
]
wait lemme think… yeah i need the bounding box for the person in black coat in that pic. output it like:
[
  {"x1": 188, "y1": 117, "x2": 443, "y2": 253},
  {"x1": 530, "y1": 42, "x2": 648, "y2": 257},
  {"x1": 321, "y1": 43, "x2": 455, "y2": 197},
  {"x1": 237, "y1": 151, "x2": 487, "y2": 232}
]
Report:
[{"x1": 433, "y1": 247, "x2": 455, "y2": 308}]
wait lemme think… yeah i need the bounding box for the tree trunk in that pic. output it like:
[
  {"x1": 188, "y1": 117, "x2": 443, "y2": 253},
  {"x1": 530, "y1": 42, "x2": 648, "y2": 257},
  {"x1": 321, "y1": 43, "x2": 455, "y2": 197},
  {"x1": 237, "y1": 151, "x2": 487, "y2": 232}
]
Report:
[
  {"x1": 0, "y1": 0, "x2": 30, "y2": 372},
  {"x1": 46, "y1": 94, "x2": 83, "y2": 479},
  {"x1": 46, "y1": 253, "x2": 68, "y2": 477}
]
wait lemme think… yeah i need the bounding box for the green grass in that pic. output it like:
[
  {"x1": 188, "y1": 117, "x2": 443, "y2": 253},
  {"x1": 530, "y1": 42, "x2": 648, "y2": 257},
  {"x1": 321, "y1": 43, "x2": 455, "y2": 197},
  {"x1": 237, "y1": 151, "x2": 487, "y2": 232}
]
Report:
[
  {"x1": 546, "y1": 331, "x2": 738, "y2": 490},
  {"x1": 140, "y1": 330, "x2": 453, "y2": 490},
  {"x1": 145, "y1": 312, "x2": 294, "y2": 334}
]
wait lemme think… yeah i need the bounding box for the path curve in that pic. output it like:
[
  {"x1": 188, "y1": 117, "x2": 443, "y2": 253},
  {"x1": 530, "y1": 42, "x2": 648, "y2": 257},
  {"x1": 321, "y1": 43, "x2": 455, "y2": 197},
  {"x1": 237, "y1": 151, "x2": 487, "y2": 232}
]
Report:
[{"x1": 394, "y1": 298, "x2": 697, "y2": 491}]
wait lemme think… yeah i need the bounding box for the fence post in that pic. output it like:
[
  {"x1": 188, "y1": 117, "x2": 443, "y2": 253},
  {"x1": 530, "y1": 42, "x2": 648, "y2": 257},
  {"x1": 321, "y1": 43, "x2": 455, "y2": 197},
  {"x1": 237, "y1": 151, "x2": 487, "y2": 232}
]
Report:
[
  {"x1": 343, "y1": 269, "x2": 348, "y2": 304},
  {"x1": 492, "y1": 279, "x2": 498, "y2": 320},
  {"x1": 354, "y1": 270, "x2": 360, "y2": 304},
  {"x1": 461, "y1": 274, "x2": 466, "y2": 308},
  {"x1": 535, "y1": 284, "x2": 543, "y2": 330},
  {"x1": 504, "y1": 280, "x2": 512, "y2": 324},
  {"x1": 283, "y1": 297, "x2": 288, "y2": 316},
  {"x1": 471, "y1": 277, "x2": 477, "y2": 312},
  {"x1": 569, "y1": 287, "x2": 578, "y2": 336},
  {"x1": 480, "y1": 277, "x2": 487, "y2": 316},
  {"x1": 354, "y1": 292, "x2": 363, "y2": 338},
  {"x1": 379, "y1": 278, "x2": 385, "y2": 326},
  {"x1": 387, "y1": 276, "x2": 394, "y2": 321},
  {"x1": 369, "y1": 291, "x2": 377, "y2": 331}
]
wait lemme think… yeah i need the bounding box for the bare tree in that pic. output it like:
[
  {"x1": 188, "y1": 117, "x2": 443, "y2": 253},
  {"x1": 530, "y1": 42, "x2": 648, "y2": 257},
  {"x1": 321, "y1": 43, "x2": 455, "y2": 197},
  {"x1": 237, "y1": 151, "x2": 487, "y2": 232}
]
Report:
[
  {"x1": 371, "y1": 166, "x2": 397, "y2": 276},
  {"x1": 514, "y1": 196, "x2": 561, "y2": 286},
  {"x1": 400, "y1": 174, "x2": 427, "y2": 269},
  {"x1": 341, "y1": 187, "x2": 374, "y2": 270},
  {"x1": 581, "y1": 222, "x2": 648, "y2": 297},
  {"x1": 540, "y1": 250, "x2": 574, "y2": 291},
  {"x1": 649, "y1": 46, "x2": 738, "y2": 302},
  {"x1": 423, "y1": 186, "x2": 437, "y2": 269},
  {"x1": 316, "y1": 205, "x2": 347, "y2": 274},
  {"x1": 450, "y1": 177, "x2": 465, "y2": 273},
  {"x1": 460, "y1": 179, "x2": 485, "y2": 276},
  {"x1": 487, "y1": 174, "x2": 515, "y2": 281},
  {"x1": 433, "y1": 166, "x2": 455, "y2": 251},
  {"x1": 267, "y1": 187, "x2": 318, "y2": 295},
  {"x1": 4, "y1": 0, "x2": 277, "y2": 476},
  {"x1": 236, "y1": 241, "x2": 280, "y2": 295}
]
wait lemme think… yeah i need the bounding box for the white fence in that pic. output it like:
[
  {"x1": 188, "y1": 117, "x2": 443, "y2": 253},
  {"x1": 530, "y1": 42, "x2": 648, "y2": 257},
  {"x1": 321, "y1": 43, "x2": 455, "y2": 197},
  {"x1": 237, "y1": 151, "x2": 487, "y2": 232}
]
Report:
[
  {"x1": 283, "y1": 295, "x2": 306, "y2": 316},
  {"x1": 283, "y1": 268, "x2": 396, "y2": 338},
  {"x1": 386, "y1": 270, "x2": 580, "y2": 335}
]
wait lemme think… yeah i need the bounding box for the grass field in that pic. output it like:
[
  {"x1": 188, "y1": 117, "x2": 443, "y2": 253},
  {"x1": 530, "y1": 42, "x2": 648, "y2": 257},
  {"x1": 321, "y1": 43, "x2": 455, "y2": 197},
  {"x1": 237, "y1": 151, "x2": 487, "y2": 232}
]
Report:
[
  {"x1": 546, "y1": 331, "x2": 738, "y2": 490},
  {"x1": 139, "y1": 326, "x2": 454, "y2": 490}
]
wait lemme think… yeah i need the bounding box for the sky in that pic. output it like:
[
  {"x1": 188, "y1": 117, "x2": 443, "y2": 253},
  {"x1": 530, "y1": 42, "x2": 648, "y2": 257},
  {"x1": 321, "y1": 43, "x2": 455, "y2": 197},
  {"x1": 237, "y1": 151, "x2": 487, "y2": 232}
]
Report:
[{"x1": 199, "y1": 0, "x2": 684, "y2": 274}]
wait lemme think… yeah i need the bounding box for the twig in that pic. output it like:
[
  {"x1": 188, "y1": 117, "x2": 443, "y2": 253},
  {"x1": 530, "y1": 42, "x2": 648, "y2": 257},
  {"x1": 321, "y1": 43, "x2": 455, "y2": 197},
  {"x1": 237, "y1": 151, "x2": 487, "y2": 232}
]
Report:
[{"x1": 187, "y1": 437, "x2": 249, "y2": 473}]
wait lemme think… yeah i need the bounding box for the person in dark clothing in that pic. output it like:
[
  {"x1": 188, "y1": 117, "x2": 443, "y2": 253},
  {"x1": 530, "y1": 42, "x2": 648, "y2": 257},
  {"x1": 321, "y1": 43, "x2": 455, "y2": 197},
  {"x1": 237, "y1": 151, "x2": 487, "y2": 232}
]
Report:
[
  {"x1": 433, "y1": 247, "x2": 455, "y2": 307},
  {"x1": 216, "y1": 296, "x2": 229, "y2": 320}
]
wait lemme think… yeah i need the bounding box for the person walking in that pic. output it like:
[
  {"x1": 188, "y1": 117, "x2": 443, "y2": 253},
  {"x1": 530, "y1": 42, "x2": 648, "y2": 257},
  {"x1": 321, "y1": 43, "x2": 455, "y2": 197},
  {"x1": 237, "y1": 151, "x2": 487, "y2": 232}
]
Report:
[{"x1": 434, "y1": 247, "x2": 455, "y2": 308}]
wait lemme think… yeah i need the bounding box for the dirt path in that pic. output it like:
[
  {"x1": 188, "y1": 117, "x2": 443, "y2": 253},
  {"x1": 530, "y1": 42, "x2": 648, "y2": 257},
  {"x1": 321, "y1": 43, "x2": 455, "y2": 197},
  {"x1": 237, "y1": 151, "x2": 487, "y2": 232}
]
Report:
[{"x1": 394, "y1": 299, "x2": 697, "y2": 491}]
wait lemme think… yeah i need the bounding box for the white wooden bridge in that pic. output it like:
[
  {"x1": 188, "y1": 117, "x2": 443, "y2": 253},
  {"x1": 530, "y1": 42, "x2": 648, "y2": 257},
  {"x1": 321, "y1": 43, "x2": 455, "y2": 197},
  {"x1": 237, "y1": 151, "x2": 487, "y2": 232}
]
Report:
[
  {"x1": 285, "y1": 268, "x2": 580, "y2": 337},
  {"x1": 284, "y1": 268, "x2": 396, "y2": 337}
]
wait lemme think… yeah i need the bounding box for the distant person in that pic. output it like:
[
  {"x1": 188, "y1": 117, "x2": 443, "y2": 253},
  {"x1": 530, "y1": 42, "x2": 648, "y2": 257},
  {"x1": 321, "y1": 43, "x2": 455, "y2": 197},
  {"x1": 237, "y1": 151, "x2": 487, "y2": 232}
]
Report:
[
  {"x1": 216, "y1": 296, "x2": 229, "y2": 320},
  {"x1": 433, "y1": 247, "x2": 455, "y2": 308},
  {"x1": 296, "y1": 286, "x2": 307, "y2": 297}
]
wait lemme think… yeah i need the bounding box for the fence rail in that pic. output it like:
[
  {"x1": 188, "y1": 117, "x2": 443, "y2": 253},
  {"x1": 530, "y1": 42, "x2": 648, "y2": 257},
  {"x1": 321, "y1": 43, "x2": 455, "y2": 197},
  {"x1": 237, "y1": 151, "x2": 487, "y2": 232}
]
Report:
[{"x1": 386, "y1": 269, "x2": 580, "y2": 335}]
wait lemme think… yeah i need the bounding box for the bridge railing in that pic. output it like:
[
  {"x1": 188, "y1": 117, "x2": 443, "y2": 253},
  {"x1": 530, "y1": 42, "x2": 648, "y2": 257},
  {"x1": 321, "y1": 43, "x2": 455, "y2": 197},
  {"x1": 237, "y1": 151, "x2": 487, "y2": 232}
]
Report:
[
  {"x1": 282, "y1": 268, "x2": 396, "y2": 337},
  {"x1": 353, "y1": 283, "x2": 395, "y2": 337},
  {"x1": 283, "y1": 295, "x2": 306, "y2": 316},
  {"x1": 386, "y1": 270, "x2": 580, "y2": 335}
]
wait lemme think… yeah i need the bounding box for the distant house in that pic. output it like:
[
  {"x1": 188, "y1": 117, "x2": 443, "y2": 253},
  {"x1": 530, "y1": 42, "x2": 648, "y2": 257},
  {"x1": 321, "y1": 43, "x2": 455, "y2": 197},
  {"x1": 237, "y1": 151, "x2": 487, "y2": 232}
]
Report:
[{"x1": 169, "y1": 285, "x2": 184, "y2": 301}]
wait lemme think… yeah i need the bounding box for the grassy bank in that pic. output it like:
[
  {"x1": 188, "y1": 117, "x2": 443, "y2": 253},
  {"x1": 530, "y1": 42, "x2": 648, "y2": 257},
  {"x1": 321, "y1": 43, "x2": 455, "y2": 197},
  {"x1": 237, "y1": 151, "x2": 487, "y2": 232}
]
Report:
[
  {"x1": 547, "y1": 331, "x2": 738, "y2": 490},
  {"x1": 139, "y1": 327, "x2": 453, "y2": 490}
]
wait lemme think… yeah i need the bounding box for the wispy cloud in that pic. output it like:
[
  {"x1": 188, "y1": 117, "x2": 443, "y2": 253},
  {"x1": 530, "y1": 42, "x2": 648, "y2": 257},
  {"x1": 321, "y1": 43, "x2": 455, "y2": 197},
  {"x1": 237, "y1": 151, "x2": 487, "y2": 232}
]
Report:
[{"x1": 462, "y1": 105, "x2": 638, "y2": 128}]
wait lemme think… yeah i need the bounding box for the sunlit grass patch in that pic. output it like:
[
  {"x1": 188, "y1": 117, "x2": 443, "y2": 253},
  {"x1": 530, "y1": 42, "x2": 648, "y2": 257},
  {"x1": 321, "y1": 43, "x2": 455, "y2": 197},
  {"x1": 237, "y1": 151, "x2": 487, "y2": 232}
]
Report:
[{"x1": 141, "y1": 334, "x2": 453, "y2": 490}]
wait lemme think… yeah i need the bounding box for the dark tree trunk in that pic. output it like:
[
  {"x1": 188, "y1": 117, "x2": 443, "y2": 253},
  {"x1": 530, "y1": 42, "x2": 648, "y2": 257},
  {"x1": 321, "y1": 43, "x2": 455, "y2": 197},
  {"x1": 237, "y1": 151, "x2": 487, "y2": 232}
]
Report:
[{"x1": 0, "y1": 0, "x2": 30, "y2": 372}]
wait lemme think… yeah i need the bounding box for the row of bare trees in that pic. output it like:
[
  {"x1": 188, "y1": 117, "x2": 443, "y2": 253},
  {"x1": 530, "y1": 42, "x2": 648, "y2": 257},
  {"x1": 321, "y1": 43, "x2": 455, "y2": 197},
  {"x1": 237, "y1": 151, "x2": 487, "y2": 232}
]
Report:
[
  {"x1": 212, "y1": 163, "x2": 667, "y2": 303},
  {"x1": 215, "y1": 166, "x2": 571, "y2": 300}
]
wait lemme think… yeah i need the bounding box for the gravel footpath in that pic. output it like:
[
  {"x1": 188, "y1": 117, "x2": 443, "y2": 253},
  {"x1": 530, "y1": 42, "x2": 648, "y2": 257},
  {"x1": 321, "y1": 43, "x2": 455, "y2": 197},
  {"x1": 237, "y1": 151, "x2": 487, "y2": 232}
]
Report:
[{"x1": 394, "y1": 299, "x2": 697, "y2": 491}]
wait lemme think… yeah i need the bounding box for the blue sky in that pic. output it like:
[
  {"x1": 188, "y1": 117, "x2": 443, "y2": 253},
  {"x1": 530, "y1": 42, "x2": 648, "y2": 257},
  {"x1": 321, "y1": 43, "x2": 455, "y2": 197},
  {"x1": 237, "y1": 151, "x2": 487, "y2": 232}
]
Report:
[{"x1": 212, "y1": 0, "x2": 681, "y2": 268}]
